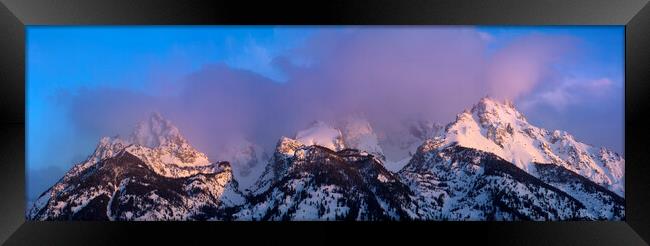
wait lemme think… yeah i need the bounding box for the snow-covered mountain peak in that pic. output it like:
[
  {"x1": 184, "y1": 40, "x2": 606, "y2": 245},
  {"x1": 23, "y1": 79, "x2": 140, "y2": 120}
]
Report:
[
  {"x1": 438, "y1": 97, "x2": 625, "y2": 197},
  {"x1": 246, "y1": 136, "x2": 305, "y2": 195},
  {"x1": 61, "y1": 136, "x2": 130, "y2": 180},
  {"x1": 471, "y1": 96, "x2": 529, "y2": 126},
  {"x1": 276, "y1": 136, "x2": 305, "y2": 156},
  {"x1": 68, "y1": 113, "x2": 213, "y2": 180},
  {"x1": 295, "y1": 121, "x2": 345, "y2": 151},
  {"x1": 451, "y1": 110, "x2": 475, "y2": 126},
  {"x1": 124, "y1": 113, "x2": 210, "y2": 171},
  {"x1": 129, "y1": 112, "x2": 185, "y2": 148}
]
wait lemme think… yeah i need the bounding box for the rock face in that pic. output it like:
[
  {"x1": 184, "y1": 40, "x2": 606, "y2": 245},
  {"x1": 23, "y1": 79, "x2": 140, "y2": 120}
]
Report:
[
  {"x1": 399, "y1": 140, "x2": 624, "y2": 220},
  {"x1": 27, "y1": 113, "x2": 244, "y2": 221},
  {"x1": 442, "y1": 97, "x2": 624, "y2": 197},
  {"x1": 236, "y1": 146, "x2": 418, "y2": 221},
  {"x1": 27, "y1": 97, "x2": 625, "y2": 221},
  {"x1": 533, "y1": 163, "x2": 624, "y2": 219}
]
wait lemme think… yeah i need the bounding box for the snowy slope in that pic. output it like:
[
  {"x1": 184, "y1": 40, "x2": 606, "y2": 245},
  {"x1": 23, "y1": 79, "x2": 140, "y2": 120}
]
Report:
[
  {"x1": 56, "y1": 112, "x2": 214, "y2": 181},
  {"x1": 248, "y1": 137, "x2": 305, "y2": 196},
  {"x1": 400, "y1": 140, "x2": 624, "y2": 220},
  {"x1": 249, "y1": 118, "x2": 388, "y2": 196},
  {"x1": 27, "y1": 150, "x2": 245, "y2": 220},
  {"x1": 235, "y1": 146, "x2": 418, "y2": 221},
  {"x1": 28, "y1": 98, "x2": 625, "y2": 221},
  {"x1": 440, "y1": 97, "x2": 624, "y2": 197},
  {"x1": 123, "y1": 113, "x2": 213, "y2": 177},
  {"x1": 63, "y1": 113, "x2": 215, "y2": 179},
  {"x1": 534, "y1": 163, "x2": 624, "y2": 220},
  {"x1": 27, "y1": 113, "x2": 245, "y2": 220}
]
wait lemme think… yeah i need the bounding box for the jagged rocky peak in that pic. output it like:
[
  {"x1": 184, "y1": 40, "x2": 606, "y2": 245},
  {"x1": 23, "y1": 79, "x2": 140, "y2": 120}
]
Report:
[
  {"x1": 550, "y1": 129, "x2": 578, "y2": 144},
  {"x1": 248, "y1": 118, "x2": 388, "y2": 197},
  {"x1": 236, "y1": 142, "x2": 418, "y2": 221},
  {"x1": 444, "y1": 96, "x2": 552, "y2": 169},
  {"x1": 94, "y1": 136, "x2": 129, "y2": 161},
  {"x1": 129, "y1": 112, "x2": 185, "y2": 148},
  {"x1": 471, "y1": 96, "x2": 528, "y2": 125},
  {"x1": 276, "y1": 136, "x2": 305, "y2": 156},
  {"x1": 27, "y1": 113, "x2": 244, "y2": 221},
  {"x1": 474, "y1": 96, "x2": 514, "y2": 109},
  {"x1": 28, "y1": 150, "x2": 245, "y2": 221},
  {"x1": 246, "y1": 136, "x2": 306, "y2": 195},
  {"x1": 129, "y1": 113, "x2": 210, "y2": 167},
  {"x1": 416, "y1": 138, "x2": 446, "y2": 154},
  {"x1": 438, "y1": 96, "x2": 625, "y2": 197},
  {"x1": 78, "y1": 112, "x2": 212, "y2": 179},
  {"x1": 89, "y1": 112, "x2": 197, "y2": 160},
  {"x1": 214, "y1": 161, "x2": 234, "y2": 173},
  {"x1": 450, "y1": 108, "x2": 474, "y2": 126},
  {"x1": 400, "y1": 142, "x2": 624, "y2": 220},
  {"x1": 29, "y1": 95, "x2": 626, "y2": 221}
]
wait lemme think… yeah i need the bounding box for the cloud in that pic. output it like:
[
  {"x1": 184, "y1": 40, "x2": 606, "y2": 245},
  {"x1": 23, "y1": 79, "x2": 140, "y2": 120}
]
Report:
[
  {"x1": 583, "y1": 78, "x2": 614, "y2": 95},
  {"x1": 520, "y1": 77, "x2": 616, "y2": 111},
  {"x1": 56, "y1": 27, "x2": 581, "y2": 179},
  {"x1": 226, "y1": 38, "x2": 285, "y2": 81},
  {"x1": 278, "y1": 27, "x2": 491, "y2": 127},
  {"x1": 485, "y1": 34, "x2": 576, "y2": 100}
]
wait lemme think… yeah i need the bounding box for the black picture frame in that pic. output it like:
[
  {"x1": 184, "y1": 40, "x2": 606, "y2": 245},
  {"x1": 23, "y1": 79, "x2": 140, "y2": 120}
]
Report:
[{"x1": 1, "y1": 0, "x2": 649, "y2": 245}]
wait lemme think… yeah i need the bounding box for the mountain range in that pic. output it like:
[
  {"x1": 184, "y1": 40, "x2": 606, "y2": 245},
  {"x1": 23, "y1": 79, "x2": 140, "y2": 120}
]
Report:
[{"x1": 27, "y1": 97, "x2": 625, "y2": 221}]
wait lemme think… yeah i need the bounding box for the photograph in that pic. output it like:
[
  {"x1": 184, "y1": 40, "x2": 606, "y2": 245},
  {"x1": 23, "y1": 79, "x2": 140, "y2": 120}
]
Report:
[{"x1": 25, "y1": 26, "x2": 624, "y2": 221}]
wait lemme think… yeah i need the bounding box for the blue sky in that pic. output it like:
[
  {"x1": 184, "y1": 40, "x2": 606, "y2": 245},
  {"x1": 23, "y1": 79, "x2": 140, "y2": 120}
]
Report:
[
  {"x1": 478, "y1": 26, "x2": 623, "y2": 79},
  {"x1": 26, "y1": 26, "x2": 624, "y2": 201}
]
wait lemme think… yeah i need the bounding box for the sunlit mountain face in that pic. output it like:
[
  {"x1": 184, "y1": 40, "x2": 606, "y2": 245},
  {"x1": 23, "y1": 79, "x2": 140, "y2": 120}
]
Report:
[
  {"x1": 28, "y1": 98, "x2": 624, "y2": 221},
  {"x1": 26, "y1": 26, "x2": 624, "y2": 221}
]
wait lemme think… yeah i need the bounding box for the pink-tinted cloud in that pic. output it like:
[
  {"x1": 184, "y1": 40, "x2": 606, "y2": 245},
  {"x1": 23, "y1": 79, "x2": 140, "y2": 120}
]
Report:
[
  {"x1": 278, "y1": 28, "x2": 490, "y2": 128},
  {"x1": 61, "y1": 28, "x2": 579, "y2": 165},
  {"x1": 486, "y1": 35, "x2": 576, "y2": 100}
]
